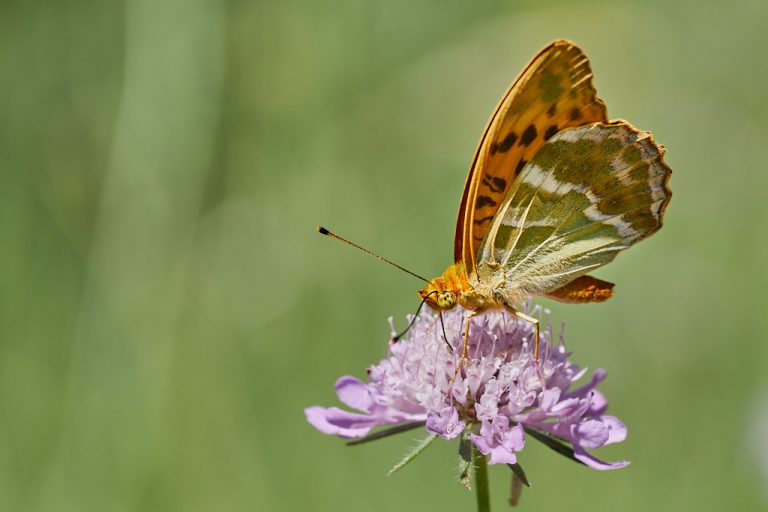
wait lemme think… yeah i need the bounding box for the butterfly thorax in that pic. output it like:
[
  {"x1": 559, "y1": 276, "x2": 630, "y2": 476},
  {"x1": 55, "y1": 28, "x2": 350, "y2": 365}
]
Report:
[{"x1": 419, "y1": 262, "x2": 502, "y2": 311}]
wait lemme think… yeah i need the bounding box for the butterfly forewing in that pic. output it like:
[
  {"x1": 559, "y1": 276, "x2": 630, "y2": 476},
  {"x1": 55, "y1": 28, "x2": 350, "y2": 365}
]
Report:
[
  {"x1": 476, "y1": 122, "x2": 671, "y2": 298},
  {"x1": 456, "y1": 40, "x2": 608, "y2": 274}
]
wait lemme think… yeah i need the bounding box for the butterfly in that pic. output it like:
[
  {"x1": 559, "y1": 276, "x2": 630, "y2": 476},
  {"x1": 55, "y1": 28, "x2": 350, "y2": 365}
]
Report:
[{"x1": 415, "y1": 39, "x2": 672, "y2": 362}]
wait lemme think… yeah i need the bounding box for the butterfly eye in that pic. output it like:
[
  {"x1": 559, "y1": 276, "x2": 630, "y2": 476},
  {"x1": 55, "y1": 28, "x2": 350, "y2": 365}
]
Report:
[{"x1": 437, "y1": 291, "x2": 456, "y2": 309}]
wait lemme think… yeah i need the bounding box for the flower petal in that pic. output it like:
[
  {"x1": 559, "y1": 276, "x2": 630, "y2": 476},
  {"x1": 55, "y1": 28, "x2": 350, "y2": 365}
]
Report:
[
  {"x1": 538, "y1": 388, "x2": 561, "y2": 412},
  {"x1": 588, "y1": 390, "x2": 608, "y2": 416},
  {"x1": 470, "y1": 433, "x2": 492, "y2": 454},
  {"x1": 487, "y1": 445, "x2": 518, "y2": 465},
  {"x1": 426, "y1": 406, "x2": 466, "y2": 440},
  {"x1": 602, "y1": 415, "x2": 628, "y2": 445},
  {"x1": 573, "y1": 419, "x2": 609, "y2": 449},
  {"x1": 573, "y1": 443, "x2": 630, "y2": 470},
  {"x1": 507, "y1": 423, "x2": 525, "y2": 451},
  {"x1": 550, "y1": 397, "x2": 581, "y2": 417},
  {"x1": 471, "y1": 420, "x2": 525, "y2": 465},
  {"x1": 304, "y1": 406, "x2": 379, "y2": 438},
  {"x1": 335, "y1": 376, "x2": 374, "y2": 412}
]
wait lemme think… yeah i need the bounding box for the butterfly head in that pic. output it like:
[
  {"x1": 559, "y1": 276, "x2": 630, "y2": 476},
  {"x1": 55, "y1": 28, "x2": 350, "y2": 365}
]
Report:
[
  {"x1": 418, "y1": 284, "x2": 458, "y2": 310},
  {"x1": 418, "y1": 263, "x2": 470, "y2": 311}
]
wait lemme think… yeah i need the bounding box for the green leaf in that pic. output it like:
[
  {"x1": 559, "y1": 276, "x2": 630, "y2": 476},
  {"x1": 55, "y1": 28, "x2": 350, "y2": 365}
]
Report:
[
  {"x1": 386, "y1": 433, "x2": 438, "y2": 476},
  {"x1": 523, "y1": 426, "x2": 585, "y2": 466},
  {"x1": 507, "y1": 462, "x2": 531, "y2": 487},
  {"x1": 458, "y1": 429, "x2": 473, "y2": 489},
  {"x1": 345, "y1": 421, "x2": 425, "y2": 446}
]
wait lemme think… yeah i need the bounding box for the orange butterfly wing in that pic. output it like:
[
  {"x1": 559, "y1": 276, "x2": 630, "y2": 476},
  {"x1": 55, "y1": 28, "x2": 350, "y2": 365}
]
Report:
[
  {"x1": 454, "y1": 40, "x2": 609, "y2": 276},
  {"x1": 544, "y1": 275, "x2": 614, "y2": 303}
]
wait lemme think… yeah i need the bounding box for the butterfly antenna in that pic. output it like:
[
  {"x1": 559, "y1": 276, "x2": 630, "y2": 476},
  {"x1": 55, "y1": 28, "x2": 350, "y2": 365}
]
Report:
[
  {"x1": 390, "y1": 293, "x2": 452, "y2": 351},
  {"x1": 438, "y1": 312, "x2": 451, "y2": 351},
  {"x1": 316, "y1": 226, "x2": 429, "y2": 283},
  {"x1": 391, "y1": 291, "x2": 436, "y2": 343}
]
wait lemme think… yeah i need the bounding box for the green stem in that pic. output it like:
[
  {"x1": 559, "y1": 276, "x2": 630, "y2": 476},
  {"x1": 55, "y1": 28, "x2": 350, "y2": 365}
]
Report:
[{"x1": 473, "y1": 445, "x2": 491, "y2": 512}]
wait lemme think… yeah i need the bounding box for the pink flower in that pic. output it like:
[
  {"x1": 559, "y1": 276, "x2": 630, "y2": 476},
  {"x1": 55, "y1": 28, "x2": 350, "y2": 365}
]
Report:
[{"x1": 305, "y1": 306, "x2": 628, "y2": 470}]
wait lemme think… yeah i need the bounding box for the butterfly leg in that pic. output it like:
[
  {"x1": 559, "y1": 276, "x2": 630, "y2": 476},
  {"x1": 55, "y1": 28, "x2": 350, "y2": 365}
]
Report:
[
  {"x1": 510, "y1": 309, "x2": 540, "y2": 362},
  {"x1": 449, "y1": 309, "x2": 483, "y2": 386},
  {"x1": 507, "y1": 307, "x2": 546, "y2": 387}
]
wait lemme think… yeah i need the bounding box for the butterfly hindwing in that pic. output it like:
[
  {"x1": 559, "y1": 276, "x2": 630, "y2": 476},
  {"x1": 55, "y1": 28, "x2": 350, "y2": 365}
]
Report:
[
  {"x1": 475, "y1": 121, "x2": 672, "y2": 299},
  {"x1": 456, "y1": 40, "x2": 608, "y2": 274}
]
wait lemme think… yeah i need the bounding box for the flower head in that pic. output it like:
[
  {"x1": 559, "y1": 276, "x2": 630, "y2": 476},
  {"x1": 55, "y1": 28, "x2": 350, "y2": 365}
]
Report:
[{"x1": 305, "y1": 306, "x2": 628, "y2": 470}]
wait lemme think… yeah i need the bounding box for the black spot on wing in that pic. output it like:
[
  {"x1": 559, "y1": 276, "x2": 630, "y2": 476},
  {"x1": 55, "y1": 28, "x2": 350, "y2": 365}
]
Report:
[
  {"x1": 482, "y1": 175, "x2": 507, "y2": 193},
  {"x1": 544, "y1": 125, "x2": 558, "y2": 141},
  {"x1": 473, "y1": 215, "x2": 494, "y2": 226},
  {"x1": 547, "y1": 103, "x2": 557, "y2": 117},
  {"x1": 569, "y1": 106, "x2": 582, "y2": 120},
  {"x1": 520, "y1": 125, "x2": 537, "y2": 146},
  {"x1": 515, "y1": 159, "x2": 527, "y2": 175},
  {"x1": 496, "y1": 132, "x2": 517, "y2": 153},
  {"x1": 476, "y1": 196, "x2": 497, "y2": 208}
]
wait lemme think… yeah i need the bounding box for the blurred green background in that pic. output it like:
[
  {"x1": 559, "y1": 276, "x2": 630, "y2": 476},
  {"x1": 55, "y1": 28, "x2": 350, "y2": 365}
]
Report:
[{"x1": 2, "y1": 0, "x2": 767, "y2": 510}]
